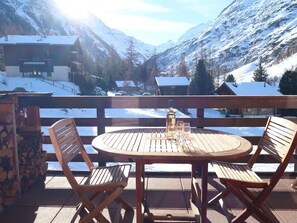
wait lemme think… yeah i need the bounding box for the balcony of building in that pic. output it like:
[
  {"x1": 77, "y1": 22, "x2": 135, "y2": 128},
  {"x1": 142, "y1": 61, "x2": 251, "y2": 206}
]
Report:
[{"x1": 0, "y1": 93, "x2": 297, "y2": 222}]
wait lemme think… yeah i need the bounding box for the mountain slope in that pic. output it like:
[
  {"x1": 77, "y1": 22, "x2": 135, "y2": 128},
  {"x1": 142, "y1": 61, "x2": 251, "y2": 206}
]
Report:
[
  {"x1": 0, "y1": 0, "x2": 156, "y2": 61},
  {"x1": 157, "y1": 0, "x2": 297, "y2": 75},
  {"x1": 177, "y1": 21, "x2": 211, "y2": 44}
]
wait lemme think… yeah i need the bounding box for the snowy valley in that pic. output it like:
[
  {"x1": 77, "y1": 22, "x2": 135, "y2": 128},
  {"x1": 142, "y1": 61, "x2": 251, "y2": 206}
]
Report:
[{"x1": 0, "y1": 0, "x2": 297, "y2": 82}]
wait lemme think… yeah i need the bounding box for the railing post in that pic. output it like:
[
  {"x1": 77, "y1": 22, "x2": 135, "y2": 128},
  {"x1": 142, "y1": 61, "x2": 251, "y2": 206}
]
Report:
[
  {"x1": 195, "y1": 108, "x2": 204, "y2": 176},
  {"x1": 96, "y1": 106, "x2": 105, "y2": 135},
  {"x1": 294, "y1": 149, "x2": 297, "y2": 172},
  {"x1": 196, "y1": 108, "x2": 204, "y2": 128},
  {"x1": 96, "y1": 106, "x2": 106, "y2": 166},
  {"x1": 292, "y1": 149, "x2": 297, "y2": 188}
]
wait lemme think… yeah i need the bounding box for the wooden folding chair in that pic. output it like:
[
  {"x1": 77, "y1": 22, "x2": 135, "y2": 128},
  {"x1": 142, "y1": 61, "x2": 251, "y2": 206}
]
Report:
[
  {"x1": 209, "y1": 116, "x2": 297, "y2": 223},
  {"x1": 48, "y1": 118, "x2": 133, "y2": 223}
]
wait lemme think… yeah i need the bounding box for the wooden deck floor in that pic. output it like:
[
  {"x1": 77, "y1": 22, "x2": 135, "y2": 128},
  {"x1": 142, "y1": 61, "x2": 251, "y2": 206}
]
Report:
[{"x1": 0, "y1": 173, "x2": 297, "y2": 223}]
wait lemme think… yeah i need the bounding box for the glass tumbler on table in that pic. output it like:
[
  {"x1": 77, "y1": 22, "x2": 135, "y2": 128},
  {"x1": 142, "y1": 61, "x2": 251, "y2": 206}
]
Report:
[
  {"x1": 183, "y1": 122, "x2": 191, "y2": 143},
  {"x1": 175, "y1": 120, "x2": 184, "y2": 143}
]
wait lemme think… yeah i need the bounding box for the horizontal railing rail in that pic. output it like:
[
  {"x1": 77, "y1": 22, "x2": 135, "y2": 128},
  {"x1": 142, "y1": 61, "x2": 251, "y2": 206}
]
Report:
[{"x1": 19, "y1": 95, "x2": 297, "y2": 172}]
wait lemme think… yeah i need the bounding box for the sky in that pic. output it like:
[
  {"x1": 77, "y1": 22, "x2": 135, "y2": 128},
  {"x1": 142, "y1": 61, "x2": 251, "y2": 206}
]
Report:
[{"x1": 54, "y1": 0, "x2": 234, "y2": 45}]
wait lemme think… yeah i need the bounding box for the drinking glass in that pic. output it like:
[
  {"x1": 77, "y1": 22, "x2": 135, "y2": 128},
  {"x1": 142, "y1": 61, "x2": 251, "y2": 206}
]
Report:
[
  {"x1": 183, "y1": 122, "x2": 191, "y2": 143},
  {"x1": 175, "y1": 120, "x2": 184, "y2": 142}
]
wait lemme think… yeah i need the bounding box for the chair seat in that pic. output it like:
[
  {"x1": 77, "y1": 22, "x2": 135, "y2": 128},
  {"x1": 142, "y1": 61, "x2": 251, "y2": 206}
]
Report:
[
  {"x1": 81, "y1": 164, "x2": 131, "y2": 192},
  {"x1": 212, "y1": 161, "x2": 267, "y2": 188}
]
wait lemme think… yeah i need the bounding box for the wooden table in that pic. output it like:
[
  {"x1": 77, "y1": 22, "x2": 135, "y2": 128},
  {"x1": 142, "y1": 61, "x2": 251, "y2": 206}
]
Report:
[{"x1": 92, "y1": 128, "x2": 252, "y2": 223}]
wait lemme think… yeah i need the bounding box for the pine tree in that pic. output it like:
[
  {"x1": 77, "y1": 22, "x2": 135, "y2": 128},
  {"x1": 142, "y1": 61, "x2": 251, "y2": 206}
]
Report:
[
  {"x1": 107, "y1": 74, "x2": 116, "y2": 91},
  {"x1": 176, "y1": 54, "x2": 188, "y2": 77},
  {"x1": 138, "y1": 62, "x2": 149, "y2": 90},
  {"x1": 188, "y1": 59, "x2": 215, "y2": 95},
  {"x1": 253, "y1": 58, "x2": 268, "y2": 82},
  {"x1": 0, "y1": 47, "x2": 4, "y2": 71},
  {"x1": 279, "y1": 70, "x2": 297, "y2": 116},
  {"x1": 148, "y1": 51, "x2": 159, "y2": 87},
  {"x1": 279, "y1": 70, "x2": 297, "y2": 95},
  {"x1": 225, "y1": 74, "x2": 236, "y2": 82},
  {"x1": 125, "y1": 38, "x2": 138, "y2": 81}
]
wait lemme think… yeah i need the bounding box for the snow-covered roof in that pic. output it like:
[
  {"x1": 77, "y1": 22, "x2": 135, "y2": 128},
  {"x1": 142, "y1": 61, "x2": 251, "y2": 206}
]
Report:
[
  {"x1": 155, "y1": 77, "x2": 190, "y2": 87},
  {"x1": 0, "y1": 35, "x2": 79, "y2": 45},
  {"x1": 225, "y1": 82, "x2": 282, "y2": 96},
  {"x1": 115, "y1": 81, "x2": 136, "y2": 88}
]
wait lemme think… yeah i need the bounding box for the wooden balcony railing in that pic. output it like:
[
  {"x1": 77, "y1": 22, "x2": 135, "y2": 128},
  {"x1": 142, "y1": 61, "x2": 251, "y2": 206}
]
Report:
[{"x1": 19, "y1": 95, "x2": 297, "y2": 173}]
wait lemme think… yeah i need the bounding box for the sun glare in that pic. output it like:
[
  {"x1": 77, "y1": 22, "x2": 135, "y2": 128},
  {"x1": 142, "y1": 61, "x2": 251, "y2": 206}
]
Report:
[{"x1": 54, "y1": 0, "x2": 89, "y2": 20}]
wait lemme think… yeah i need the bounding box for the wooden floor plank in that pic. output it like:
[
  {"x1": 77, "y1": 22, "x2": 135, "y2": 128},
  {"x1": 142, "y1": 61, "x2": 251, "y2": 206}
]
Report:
[{"x1": 0, "y1": 174, "x2": 296, "y2": 223}]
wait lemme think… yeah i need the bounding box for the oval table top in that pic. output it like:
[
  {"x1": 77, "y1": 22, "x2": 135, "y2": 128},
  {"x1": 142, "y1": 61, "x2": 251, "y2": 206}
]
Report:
[{"x1": 92, "y1": 128, "x2": 252, "y2": 163}]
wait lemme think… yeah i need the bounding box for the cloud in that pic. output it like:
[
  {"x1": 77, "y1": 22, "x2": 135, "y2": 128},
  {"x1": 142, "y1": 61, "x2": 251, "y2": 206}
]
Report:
[
  {"x1": 96, "y1": 12, "x2": 195, "y2": 45},
  {"x1": 174, "y1": 0, "x2": 233, "y2": 18},
  {"x1": 86, "y1": 0, "x2": 233, "y2": 44},
  {"x1": 89, "y1": 0, "x2": 169, "y2": 13},
  {"x1": 100, "y1": 13, "x2": 194, "y2": 33}
]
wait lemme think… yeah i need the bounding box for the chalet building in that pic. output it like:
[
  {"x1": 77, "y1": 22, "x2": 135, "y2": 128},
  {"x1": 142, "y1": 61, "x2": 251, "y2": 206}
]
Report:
[
  {"x1": 216, "y1": 82, "x2": 282, "y2": 116},
  {"x1": 115, "y1": 80, "x2": 137, "y2": 94},
  {"x1": 155, "y1": 76, "x2": 190, "y2": 95},
  {"x1": 0, "y1": 35, "x2": 82, "y2": 82}
]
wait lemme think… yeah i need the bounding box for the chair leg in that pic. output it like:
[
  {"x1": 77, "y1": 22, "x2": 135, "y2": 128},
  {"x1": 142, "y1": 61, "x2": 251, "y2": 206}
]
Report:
[
  {"x1": 238, "y1": 188, "x2": 280, "y2": 223},
  {"x1": 80, "y1": 209, "x2": 109, "y2": 223},
  {"x1": 115, "y1": 195, "x2": 134, "y2": 223},
  {"x1": 226, "y1": 185, "x2": 278, "y2": 223},
  {"x1": 112, "y1": 202, "x2": 122, "y2": 223},
  {"x1": 115, "y1": 196, "x2": 134, "y2": 211},
  {"x1": 71, "y1": 203, "x2": 84, "y2": 223},
  {"x1": 79, "y1": 193, "x2": 109, "y2": 223},
  {"x1": 233, "y1": 208, "x2": 261, "y2": 223},
  {"x1": 258, "y1": 202, "x2": 280, "y2": 223},
  {"x1": 232, "y1": 206, "x2": 278, "y2": 223},
  {"x1": 81, "y1": 187, "x2": 124, "y2": 223},
  {"x1": 208, "y1": 187, "x2": 230, "y2": 206}
]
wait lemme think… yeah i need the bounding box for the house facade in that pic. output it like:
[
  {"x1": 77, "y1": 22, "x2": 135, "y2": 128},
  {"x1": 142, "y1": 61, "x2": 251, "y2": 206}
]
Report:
[
  {"x1": 0, "y1": 35, "x2": 82, "y2": 82},
  {"x1": 155, "y1": 76, "x2": 190, "y2": 95},
  {"x1": 115, "y1": 80, "x2": 137, "y2": 94},
  {"x1": 216, "y1": 82, "x2": 282, "y2": 116}
]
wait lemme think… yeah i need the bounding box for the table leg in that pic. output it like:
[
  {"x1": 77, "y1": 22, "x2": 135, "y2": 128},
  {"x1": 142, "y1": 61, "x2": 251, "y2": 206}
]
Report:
[
  {"x1": 191, "y1": 162, "x2": 208, "y2": 223},
  {"x1": 136, "y1": 161, "x2": 145, "y2": 223},
  {"x1": 201, "y1": 162, "x2": 208, "y2": 223}
]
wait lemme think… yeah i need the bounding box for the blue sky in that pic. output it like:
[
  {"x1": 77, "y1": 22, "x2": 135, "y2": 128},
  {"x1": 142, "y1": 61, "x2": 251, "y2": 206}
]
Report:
[{"x1": 54, "y1": 0, "x2": 234, "y2": 45}]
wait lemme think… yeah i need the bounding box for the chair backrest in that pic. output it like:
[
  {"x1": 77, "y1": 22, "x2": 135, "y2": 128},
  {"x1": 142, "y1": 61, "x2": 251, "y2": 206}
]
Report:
[
  {"x1": 249, "y1": 117, "x2": 297, "y2": 186},
  {"x1": 48, "y1": 118, "x2": 94, "y2": 189}
]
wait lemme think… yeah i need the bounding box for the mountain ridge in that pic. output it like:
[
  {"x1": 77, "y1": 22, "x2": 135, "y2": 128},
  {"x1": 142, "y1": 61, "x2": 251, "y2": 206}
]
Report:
[
  {"x1": 157, "y1": 0, "x2": 297, "y2": 76},
  {"x1": 0, "y1": 0, "x2": 159, "y2": 61},
  {"x1": 1, "y1": 0, "x2": 297, "y2": 81}
]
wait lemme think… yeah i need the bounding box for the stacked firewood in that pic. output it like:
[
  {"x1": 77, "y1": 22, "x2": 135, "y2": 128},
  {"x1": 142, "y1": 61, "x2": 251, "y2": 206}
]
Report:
[
  {"x1": 0, "y1": 96, "x2": 48, "y2": 213},
  {"x1": 17, "y1": 130, "x2": 47, "y2": 191},
  {"x1": 0, "y1": 112, "x2": 19, "y2": 212}
]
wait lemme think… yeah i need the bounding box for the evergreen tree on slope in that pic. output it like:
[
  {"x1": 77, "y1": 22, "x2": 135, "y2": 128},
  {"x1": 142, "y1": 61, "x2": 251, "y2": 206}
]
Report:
[
  {"x1": 225, "y1": 74, "x2": 236, "y2": 82},
  {"x1": 176, "y1": 54, "x2": 188, "y2": 78},
  {"x1": 279, "y1": 70, "x2": 297, "y2": 95},
  {"x1": 279, "y1": 70, "x2": 297, "y2": 116},
  {"x1": 253, "y1": 58, "x2": 268, "y2": 82},
  {"x1": 188, "y1": 59, "x2": 214, "y2": 95}
]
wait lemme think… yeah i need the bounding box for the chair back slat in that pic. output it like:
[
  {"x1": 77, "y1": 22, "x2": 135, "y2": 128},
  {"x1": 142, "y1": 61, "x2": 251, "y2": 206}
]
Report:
[
  {"x1": 259, "y1": 117, "x2": 297, "y2": 162},
  {"x1": 52, "y1": 119, "x2": 82, "y2": 163},
  {"x1": 49, "y1": 118, "x2": 84, "y2": 164}
]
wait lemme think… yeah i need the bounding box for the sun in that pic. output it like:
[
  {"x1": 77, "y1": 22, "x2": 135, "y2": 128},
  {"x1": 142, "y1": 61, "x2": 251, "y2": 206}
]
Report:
[{"x1": 54, "y1": 0, "x2": 89, "y2": 20}]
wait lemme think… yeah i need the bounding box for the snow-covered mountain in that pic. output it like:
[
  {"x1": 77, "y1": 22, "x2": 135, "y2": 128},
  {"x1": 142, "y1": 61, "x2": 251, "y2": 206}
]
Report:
[
  {"x1": 1, "y1": 0, "x2": 297, "y2": 82},
  {"x1": 157, "y1": 0, "x2": 297, "y2": 76},
  {"x1": 0, "y1": 0, "x2": 158, "y2": 61},
  {"x1": 177, "y1": 21, "x2": 212, "y2": 44}
]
